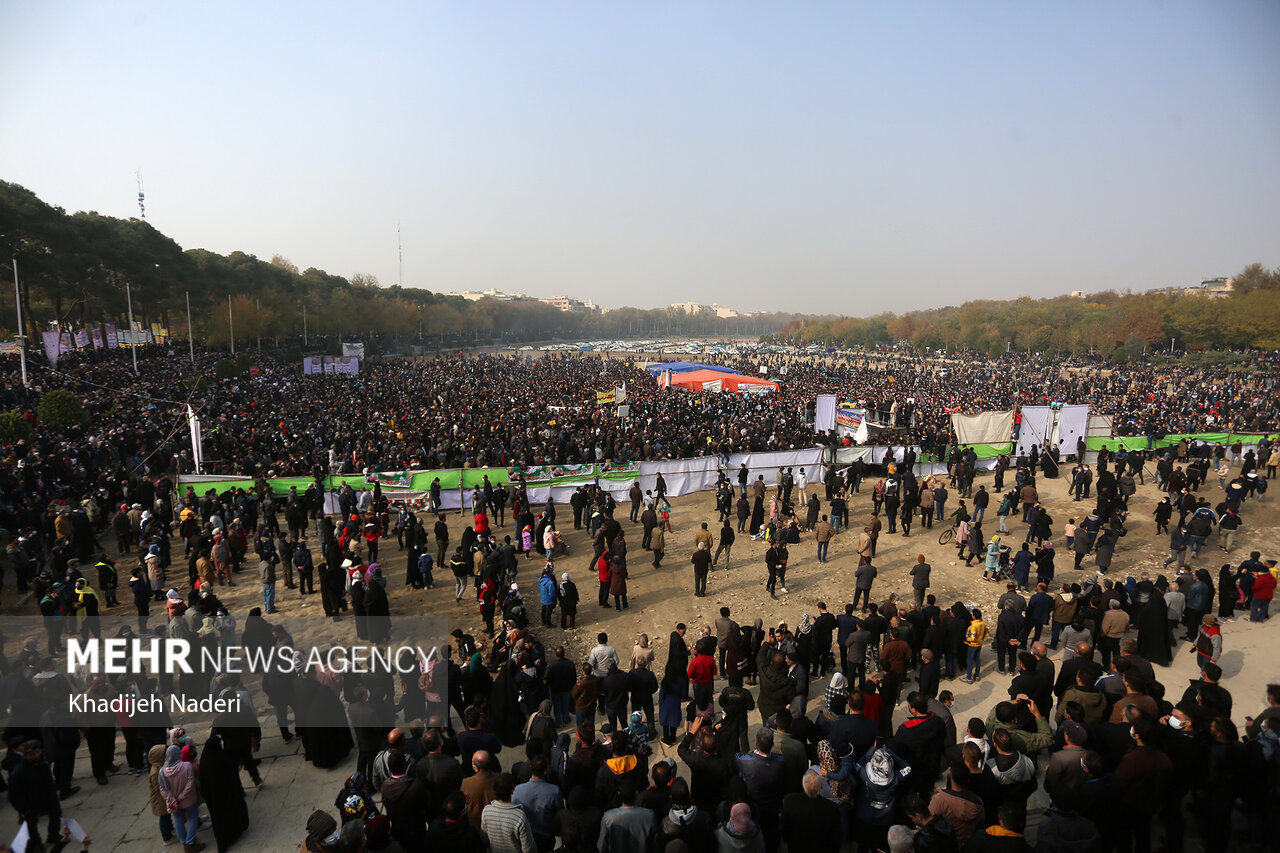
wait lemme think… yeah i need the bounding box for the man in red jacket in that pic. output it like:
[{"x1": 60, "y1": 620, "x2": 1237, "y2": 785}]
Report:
[
  {"x1": 1250, "y1": 564, "x2": 1276, "y2": 622},
  {"x1": 687, "y1": 646, "x2": 717, "y2": 711}
]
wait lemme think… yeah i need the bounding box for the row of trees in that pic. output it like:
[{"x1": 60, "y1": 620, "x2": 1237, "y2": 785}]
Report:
[
  {"x1": 0, "y1": 181, "x2": 802, "y2": 347},
  {"x1": 772, "y1": 265, "x2": 1280, "y2": 356},
  {"x1": 3, "y1": 179, "x2": 1274, "y2": 356}
]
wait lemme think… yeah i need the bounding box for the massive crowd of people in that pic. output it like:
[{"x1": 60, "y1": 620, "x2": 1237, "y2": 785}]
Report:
[
  {"x1": 2, "y1": 344, "x2": 1276, "y2": 481},
  {"x1": 0, "y1": 341, "x2": 1278, "y2": 853}
]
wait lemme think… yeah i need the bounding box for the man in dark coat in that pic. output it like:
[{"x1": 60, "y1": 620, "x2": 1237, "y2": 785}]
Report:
[
  {"x1": 780, "y1": 770, "x2": 844, "y2": 853},
  {"x1": 757, "y1": 652, "x2": 795, "y2": 726},
  {"x1": 8, "y1": 740, "x2": 61, "y2": 845},
  {"x1": 891, "y1": 693, "x2": 949, "y2": 794},
  {"x1": 810, "y1": 603, "x2": 837, "y2": 677},
  {"x1": 381, "y1": 750, "x2": 429, "y2": 850},
  {"x1": 734, "y1": 728, "x2": 785, "y2": 853},
  {"x1": 677, "y1": 726, "x2": 731, "y2": 814}
]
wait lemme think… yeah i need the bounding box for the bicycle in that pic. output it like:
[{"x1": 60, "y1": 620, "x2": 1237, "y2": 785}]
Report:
[{"x1": 938, "y1": 524, "x2": 957, "y2": 546}]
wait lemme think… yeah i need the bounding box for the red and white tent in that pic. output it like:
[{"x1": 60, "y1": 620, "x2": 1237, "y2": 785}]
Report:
[{"x1": 667, "y1": 369, "x2": 778, "y2": 394}]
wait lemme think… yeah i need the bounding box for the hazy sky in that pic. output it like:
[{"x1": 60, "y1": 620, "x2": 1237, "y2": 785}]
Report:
[{"x1": 2, "y1": 2, "x2": 1278, "y2": 314}]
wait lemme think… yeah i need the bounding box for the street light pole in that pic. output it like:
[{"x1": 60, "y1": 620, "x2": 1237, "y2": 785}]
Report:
[
  {"x1": 12, "y1": 259, "x2": 27, "y2": 387},
  {"x1": 185, "y1": 291, "x2": 195, "y2": 367},
  {"x1": 228, "y1": 294, "x2": 235, "y2": 355},
  {"x1": 125, "y1": 280, "x2": 138, "y2": 374}
]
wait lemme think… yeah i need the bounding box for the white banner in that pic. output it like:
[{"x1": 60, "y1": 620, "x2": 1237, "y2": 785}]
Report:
[
  {"x1": 815, "y1": 394, "x2": 838, "y2": 433},
  {"x1": 590, "y1": 449, "x2": 826, "y2": 503},
  {"x1": 916, "y1": 457, "x2": 999, "y2": 477},
  {"x1": 832, "y1": 445, "x2": 913, "y2": 466},
  {"x1": 1055, "y1": 405, "x2": 1090, "y2": 457},
  {"x1": 951, "y1": 410, "x2": 1013, "y2": 445},
  {"x1": 1016, "y1": 405, "x2": 1088, "y2": 457},
  {"x1": 342, "y1": 342, "x2": 365, "y2": 358},
  {"x1": 1016, "y1": 406, "x2": 1053, "y2": 457},
  {"x1": 304, "y1": 356, "x2": 361, "y2": 375}
]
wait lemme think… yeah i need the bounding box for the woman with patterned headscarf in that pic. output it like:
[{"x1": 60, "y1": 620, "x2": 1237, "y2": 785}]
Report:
[
  {"x1": 815, "y1": 739, "x2": 850, "y2": 801},
  {"x1": 824, "y1": 671, "x2": 850, "y2": 711},
  {"x1": 334, "y1": 772, "x2": 379, "y2": 825},
  {"x1": 852, "y1": 744, "x2": 911, "y2": 851},
  {"x1": 795, "y1": 614, "x2": 814, "y2": 683}
]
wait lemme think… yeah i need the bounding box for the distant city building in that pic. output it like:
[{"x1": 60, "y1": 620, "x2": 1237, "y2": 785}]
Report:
[
  {"x1": 1146, "y1": 277, "x2": 1234, "y2": 299},
  {"x1": 669, "y1": 301, "x2": 740, "y2": 318},
  {"x1": 1196, "y1": 277, "x2": 1234, "y2": 298},
  {"x1": 453, "y1": 289, "x2": 533, "y2": 302},
  {"x1": 1069, "y1": 291, "x2": 1084, "y2": 298},
  {"x1": 446, "y1": 289, "x2": 602, "y2": 311},
  {"x1": 544, "y1": 295, "x2": 600, "y2": 313}
]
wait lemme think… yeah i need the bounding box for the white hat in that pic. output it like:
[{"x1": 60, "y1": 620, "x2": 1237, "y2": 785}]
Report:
[{"x1": 561, "y1": 572, "x2": 569, "y2": 581}]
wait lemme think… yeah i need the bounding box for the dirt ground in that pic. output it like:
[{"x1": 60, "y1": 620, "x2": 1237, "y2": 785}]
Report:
[
  {"x1": 26, "y1": 454, "x2": 1280, "y2": 850},
  {"x1": 68, "y1": 453, "x2": 1280, "y2": 724}
]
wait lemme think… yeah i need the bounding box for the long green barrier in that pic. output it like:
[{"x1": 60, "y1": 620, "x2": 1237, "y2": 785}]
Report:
[
  {"x1": 177, "y1": 432, "x2": 1280, "y2": 498},
  {"x1": 967, "y1": 442, "x2": 1014, "y2": 459},
  {"x1": 1085, "y1": 433, "x2": 1277, "y2": 452},
  {"x1": 922, "y1": 442, "x2": 1013, "y2": 462},
  {"x1": 462, "y1": 469, "x2": 510, "y2": 488},
  {"x1": 180, "y1": 466, "x2": 515, "y2": 498}
]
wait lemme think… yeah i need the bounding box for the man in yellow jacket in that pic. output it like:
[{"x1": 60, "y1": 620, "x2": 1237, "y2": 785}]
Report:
[{"x1": 963, "y1": 608, "x2": 987, "y2": 683}]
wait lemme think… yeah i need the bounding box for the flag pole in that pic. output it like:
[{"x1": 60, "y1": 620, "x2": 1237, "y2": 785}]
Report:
[
  {"x1": 12, "y1": 259, "x2": 28, "y2": 387},
  {"x1": 186, "y1": 291, "x2": 195, "y2": 366},
  {"x1": 126, "y1": 280, "x2": 138, "y2": 375}
]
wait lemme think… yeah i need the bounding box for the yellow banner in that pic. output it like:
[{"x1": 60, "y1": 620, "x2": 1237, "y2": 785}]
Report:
[{"x1": 596, "y1": 390, "x2": 616, "y2": 405}]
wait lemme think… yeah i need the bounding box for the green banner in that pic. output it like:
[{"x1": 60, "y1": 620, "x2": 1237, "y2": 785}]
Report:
[
  {"x1": 511, "y1": 464, "x2": 592, "y2": 483},
  {"x1": 461, "y1": 468, "x2": 510, "y2": 489},
  {"x1": 1086, "y1": 433, "x2": 1277, "y2": 452},
  {"x1": 179, "y1": 467, "x2": 510, "y2": 497},
  {"x1": 922, "y1": 443, "x2": 1013, "y2": 462},
  {"x1": 599, "y1": 461, "x2": 642, "y2": 476}
]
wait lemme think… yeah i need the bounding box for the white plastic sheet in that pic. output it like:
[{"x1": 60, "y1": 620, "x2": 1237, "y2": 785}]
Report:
[
  {"x1": 815, "y1": 394, "x2": 838, "y2": 433},
  {"x1": 1016, "y1": 407, "x2": 1053, "y2": 457},
  {"x1": 950, "y1": 411, "x2": 1013, "y2": 445}
]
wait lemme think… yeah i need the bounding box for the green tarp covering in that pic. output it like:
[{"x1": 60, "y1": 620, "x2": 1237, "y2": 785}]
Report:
[
  {"x1": 1085, "y1": 433, "x2": 1277, "y2": 452},
  {"x1": 180, "y1": 467, "x2": 509, "y2": 496}
]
